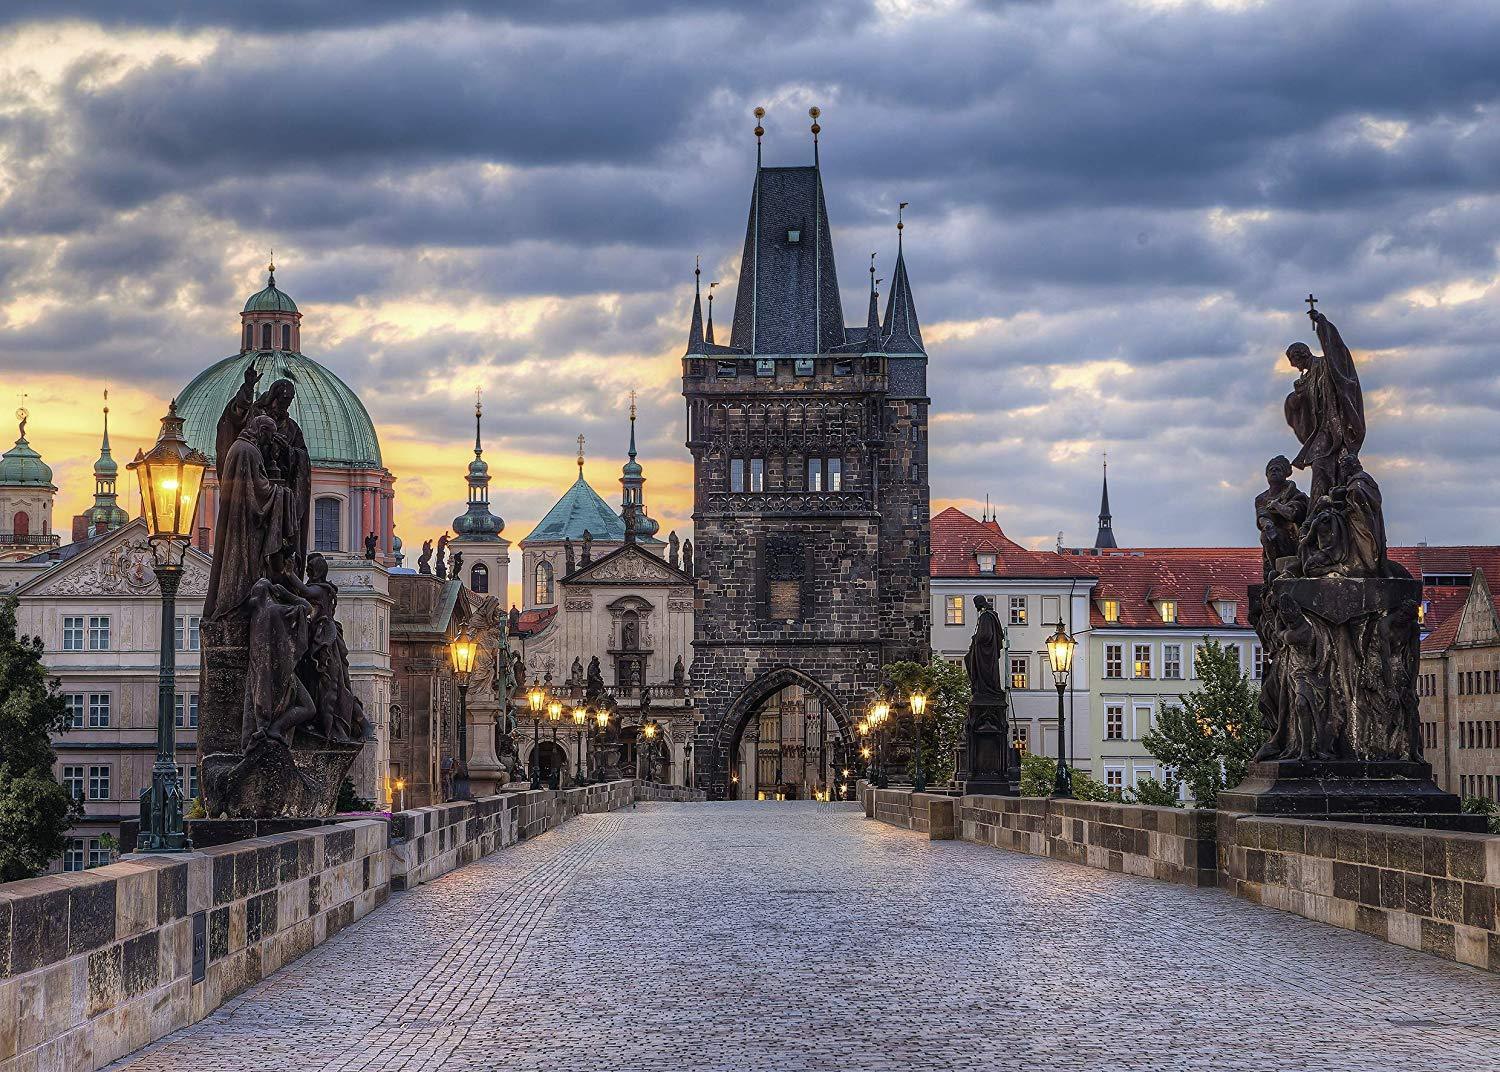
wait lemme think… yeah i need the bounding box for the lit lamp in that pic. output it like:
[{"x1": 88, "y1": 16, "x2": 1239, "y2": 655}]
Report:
[
  {"x1": 868, "y1": 698, "x2": 891, "y2": 789},
  {"x1": 394, "y1": 777, "x2": 407, "y2": 812},
  {"x1": 527, "y1": 681, "x2": 546, "y2": 789},
  {"x1": 640, "y1": 720, "x2": 659, "y2": 783},
  {"x1": 1045, "y1": 620, "x2": 1077, "y2": 799},
  {"x1": 128, "y1": 400, "x2": 209, "y2": 853},
  {"x1": 593, "y1": 707, "x2": 610, "y2": 783},
  {"x1": 572, "y1": 707, "x2": 588, "y2": 784},
  {"x1": 546, "y1": 699, "x2": 564, "y2": 790},
  {"x1": 909, "y1": 691, "x2": 928, "y2": 793},
  {"x1": 448, "y1": 629, "x2": 479, "y2": 800}
]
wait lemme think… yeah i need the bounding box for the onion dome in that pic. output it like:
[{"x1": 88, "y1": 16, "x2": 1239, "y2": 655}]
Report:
[
  {"x1": 0, "y1": 409, "x2": 54, "y2": 487},
  {"x1": 85, "y1": 392, "x2": 129, "y2": 531},
  {"x1": 452, "y1": 394, "x2": 505, "y2": 541}
]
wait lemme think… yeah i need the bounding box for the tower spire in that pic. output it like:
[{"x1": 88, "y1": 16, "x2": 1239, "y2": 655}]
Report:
[
  {"x1": 754, "y1": 106, "x2": 765, "y2": 169},
  {"x1": 882, "y1": 204, "x2": 924, "y2": 354},
  {"x1": 619, "y1": 390, "x2": 657, "y2": 546},
  {"x1": 1093, "y1": 452, "x2": 1118, "y2": 550},
  {"x1": 86, "y1": 388, "x2": 127, "y2": 533},
  {"x1": 267, "y1": 249, "x2": 276, "y2": 288},
  {"x1": 863, "y1": 254, "x2": 883, "y2": 355},
  {"x1": 686, "y1": 256, "x2": 705, "y2": 353},
  {"x1": 810, "y1": 106, "x2": 821, "y2": 168},
  {"x1": 451, "y1": 389, "x2": 504, "y2": 540},
  {"x1": 577, "y1": 433, "x2": 586, "y2": 476},
  {"x1": 706, "y1": 281, "x2": 718, "y2": 345},
  {"x1": 628, "y1": 389, "x2": 638, "y2": 461}
]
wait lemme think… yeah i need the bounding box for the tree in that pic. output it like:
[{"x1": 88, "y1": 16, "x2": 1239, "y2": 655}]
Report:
[
  {"x1": 881, "y1": 658, "x2": 970, "y2": 785},
  {"x1": 1461, "y1": 796, "x2": 1500, "y2": 834},
  {"x1": 1142, "y1": 637, "x2": 1265, "y2": 809},
  {"x1": 1019, "y1": 751, "x2": 1120, "y2": 802},
  {"x1": 1125, "y1": 776, "x2": 1182, "y2": 808},
  {"x1": 0, "y1": 597, "x2": 81, "y2": 881},
  {"x1": 335, "y1": 776, "x2": 376, "y2": 813}
]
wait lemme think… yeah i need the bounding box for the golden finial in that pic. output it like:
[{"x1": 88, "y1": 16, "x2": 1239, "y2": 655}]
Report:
[
  {"x1": 809, "y1": 105, "x2": 821, "y2": 136},
  {"x1": 629, "y1": 389, "x2": 637, "y2": 421},
  {"x1": 577, "y1": 432, "x2": 586, "y2": 473},
  {"x1": 475, "y1": 385, "x2": 482, "y2": 417}
]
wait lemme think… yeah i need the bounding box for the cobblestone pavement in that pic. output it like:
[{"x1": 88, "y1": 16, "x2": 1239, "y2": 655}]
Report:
[{"x1": 113, "y1": 802, "x2": 1500, "y2": 1072}]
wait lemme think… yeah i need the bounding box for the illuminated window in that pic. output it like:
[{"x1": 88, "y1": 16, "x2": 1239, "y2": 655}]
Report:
[
  {"x1": 534, "y1": 560, "x2": 555, "y2": 605},
  {"x1": 1102, "y1": 599, "x2": 1120, "y2": 623},
  {"x1": 945, "y1": 596, "x2": 964, "y2": 627},
  {"x1": 1009, "y1": 596, "x2": 1027, "y2": 624},
  {"x1": 1159, "y1": 600, "x2": 1177, "y2": 623},
  {"x1": 1132, "y1": 644, "x2": 1152, "y2": 679},
  {"x1": 1009, "y1": 656, "x2": 1029, "y2": 690}
]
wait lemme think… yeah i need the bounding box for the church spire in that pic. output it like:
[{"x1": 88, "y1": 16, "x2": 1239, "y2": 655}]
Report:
[
  {"x1": 686, "y1": 256, "x2": 705, "y2": 354},
  {"x1": 619, "y1": 391, "x2": 659, "y2": 546},
  {"x1": 706, "y1": 281, "x2": 717, "y2": 345},
  {"x1": 863, "y1": 254, "x2": 884, "y2": 356},
  {"x1": 86, "y1": 390, "x2": 127, "y2": 533},
  {"x1": 451, "y1": 388, "x2": 504, "y2": 541},
  {"x1": 882, "y1": 203, "x2": 924, "y2": 354},
  {"x1": 1093, "y1": 454, "x2": 1118, "y2": 550}
]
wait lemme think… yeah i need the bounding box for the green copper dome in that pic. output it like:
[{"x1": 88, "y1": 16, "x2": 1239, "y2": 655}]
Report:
[
  {"x1": 243, "y1": 280, "x2": 299, "y2": 314},
  {"x1": 176, "y1": 352, "x2": 382, "y2": 468},
  {"x1": 522, "y1": 473, "x2": 626, "y2": 544},
  {"x1": 0, "y1": 425, "x2": 53, "y2": 487}
]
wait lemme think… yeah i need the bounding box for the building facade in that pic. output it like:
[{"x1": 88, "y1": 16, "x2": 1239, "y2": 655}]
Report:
[
  {"x1": 683, "y1": 132, "x2": 931, "y2": 799},
  {"x1": 0, "y1": 409, "x2": 60, "y2": 561},
  {"x1": 1419, "y1": 567, "x2": 1500, "y2": 802}
]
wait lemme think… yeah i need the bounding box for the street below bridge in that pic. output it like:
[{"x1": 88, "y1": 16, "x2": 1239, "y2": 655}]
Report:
[{"x1": 112, "y1": 801, "x2": 1500, "y2": 1071}]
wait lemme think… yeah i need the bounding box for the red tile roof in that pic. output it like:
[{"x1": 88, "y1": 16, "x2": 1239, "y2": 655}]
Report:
[
  {"x1": 509, "y1": 605, "x2": 557, "y2": 638},
  {"x1": 929, "y1": 508, "x2": 1095, "y2": 579}
]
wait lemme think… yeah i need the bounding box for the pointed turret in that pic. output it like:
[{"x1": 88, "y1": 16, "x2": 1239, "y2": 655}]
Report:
[
  {"x1": 705, "y1": 283, "x2": 717, "y2": 346},
  {"x1": 1093, "y1": 456, "x2": 1117, "y2": 550},
  {"x1": 863, "y1": 254, "x2": 884, "y2": 356},
  {"x1": 619, "y1": 391, "x2": 660, "y2": 545},
  {"x1": 85, "y1": 391, "x2": 128, "y2": 533},
  {"x1": 451, "y1": 390, "x2": 505, "y2": 541},
  {"x1": 686, "y1": 258, "x2": 705, "y2": 354},
  {"x1": 882, "y1": 205, "x2": 924, "y2": 355}
]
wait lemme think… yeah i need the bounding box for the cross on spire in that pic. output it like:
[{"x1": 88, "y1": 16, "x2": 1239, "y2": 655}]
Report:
[
  {"x1": 577, "y1": 433, "x2": 586, "y2": 474},
  {"x1": 1305, "y1": 293, "x2": 1319, "y2": 316}
]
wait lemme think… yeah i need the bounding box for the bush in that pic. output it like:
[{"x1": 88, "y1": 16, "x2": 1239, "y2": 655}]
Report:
[
  {"x1": 336, "y1": 777, "x2": 376, "y2": 813},
  {"x1": 1125, "y1": 776, "x2": 1183, "y2": 808},
  {"x1": 1461, "y1": 796, "x2": 1500, "y2": 834},
  {"x1": 1019, "y1": 751, "x2": 1121, "y2": 802}
]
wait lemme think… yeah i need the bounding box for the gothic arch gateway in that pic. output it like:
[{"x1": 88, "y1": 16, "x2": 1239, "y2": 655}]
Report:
[{"x1": 717, "y1": 667, "x2": 853, "y2": 800}]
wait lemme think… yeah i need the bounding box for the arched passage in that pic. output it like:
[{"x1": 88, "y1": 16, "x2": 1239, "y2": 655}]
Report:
[{"x1": 715, "y1": 667, "x2": 852, "y2": 800}]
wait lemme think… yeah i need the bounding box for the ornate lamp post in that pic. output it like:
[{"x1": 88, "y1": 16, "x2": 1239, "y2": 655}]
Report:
[
  {"x1": 1045, "y1": 620, "x2": 1077, "y2": 799},
  {"x1": 593, "y1": 707, "x2": 610, "y2": 781},
  {"x1": 683, "y1": 740, "x2": 693, "y2": 788},
  {"x1": 128, "y1": 401, "x2": 208, "y2": 853},
  {"x1": 908, "y1": 690, "x2": 928, "y2": 793},
  {"x1": 571, "y1": 706, "x2": 588, "y2": 784},
  {"x1": 546, "y1": 699, "x2": 564, "y2": 789},
  {"x1": 448, "y1": 629, "x2": 479, "y2": 800},
  {"x1": 394, "y1": 777, "x2": 407, "y2": 813},
  {"x1": 640, "y1": 720, "x2": 660, "y2": 783},
  {"x1": 527, "y1": 681, "x2": 546, "y2": 789},
  {"x1": 869, "y1": 699, "x2": 891, "y2": 789}
]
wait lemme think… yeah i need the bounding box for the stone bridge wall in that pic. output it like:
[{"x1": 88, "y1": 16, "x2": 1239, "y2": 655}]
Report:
[{"x1": 0, "y1": 778, "x2": 689, "y2": 1072}]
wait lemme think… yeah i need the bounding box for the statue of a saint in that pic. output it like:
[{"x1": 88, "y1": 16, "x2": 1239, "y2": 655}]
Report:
[
  {"x1": 418, "y1": 540, "x2": 433, "y2": 575},
  {"x1": 672, "y1": 655, "x2": 686, "y2": 686},
  {"x1": 1284, "y1": 308, "x2": 1365, "y2": 506},
  {"x1": 215, "y1": 367, "x2": 311, "y2": 577},
  {"x1": 242, "y1": 577, "x2": 317, "y2": 748},
  {"x1": 668, "y1": 531, "x2": 680, "y2": 570},
  {"x1": 570, "y1": 657, "x2": 585, "y2": 686},
  {"x1": 581, "y1": 530, "x2": 593, "y2": 566},
  {"x1": 290, "y1": 553, "x2": 370, "y2": 744},
  {"x1": 681, "y1": 538, "x2": 693, "y2": 576},
  {"x1": 435, "y1": 532, "x2": 449, "y2": 579},
  {"x1": 564, "y1": 537, "x2": 576, "y2": 575},
  {"x1": 450, "y1": 551, "x2": 463, "y2": 580},
  {"x1": 204, "y1": 415, "x2": 297, "y2": 620},
  {"x1": 1339, "y1": 454, "x2": 1386, "y2": 576},
  {"x1": 963, "y1": 596, "x2": 1007, "y2": 706},
  {"x1": 364, "y1": 532, "x2": 378, "y2": 560},
  {"x1": 1255, "y1": 455, "x2": 1309, "y2": 582}
]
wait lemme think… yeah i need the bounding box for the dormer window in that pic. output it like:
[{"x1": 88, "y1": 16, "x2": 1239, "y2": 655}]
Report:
[
  {"x1": 1215, "y1": 600, "x2": 1237, "y2": 625},
  {"x1": 1158, "y1": 599, "x2": 1177, "y2": 624},
  {"x1": 976, "y1": 553, "x2": 996, "y2": 575},
  {"x1": 756, "y1": 359, "x2": 775, "y2": 377},
  {"x1": 786, "y1": 229, "x2": 801, "y2": 243},
  {"x1": 1419, "y1": 600, "x2": 1430, "y2": 625},
  {"x1": 1101, "y1": 598, "x2": 1120, "y2": 624}
]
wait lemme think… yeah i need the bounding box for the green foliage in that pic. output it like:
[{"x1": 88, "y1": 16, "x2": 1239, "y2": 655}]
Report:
[
  {"x1": 1142, "y1": 637, "x2": 1265, "y2": 809},
  {"x1": 0, "y1": 597, "x2": 82, "y2": 881},
  {"x1": 89, "y1": 833, "x2": 118, "y2": 869},
  {"x1": 1125, "y1": 776, "x2": 1183, "y2": 808},
  {"x1": 881, "y1": 658, "x2": 970, "y2": 785},
  {"x1": 1019, "y1": 751, "x2": 1121, "y2": 802},
  {"x1": 1461, "y1": 796, "x2": 1500, "y2": 834},
  {"x1": 185, "y1": 796, "x2": 206, "y2": 821},
  {"x1": 335, "y1": 777, "x2": 376, "y2": 813}
]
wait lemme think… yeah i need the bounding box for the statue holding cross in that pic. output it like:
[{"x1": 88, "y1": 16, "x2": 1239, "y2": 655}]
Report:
[{"x1": 1283, "y1": 295, "x2": 1366, "y2": 506}]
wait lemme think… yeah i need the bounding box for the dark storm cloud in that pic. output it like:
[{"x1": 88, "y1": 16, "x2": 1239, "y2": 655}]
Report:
[{"x1": 6, "y1": 0, "x2": 1500, "y2": 549}]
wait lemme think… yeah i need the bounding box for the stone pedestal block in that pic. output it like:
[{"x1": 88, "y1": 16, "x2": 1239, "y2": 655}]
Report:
[
  {"x1": 1221, "y1": 759, "x2": 1485, "y2": 831},
  {"x1": 202, "y1": 736, "x2": 363, "y2": 819}
]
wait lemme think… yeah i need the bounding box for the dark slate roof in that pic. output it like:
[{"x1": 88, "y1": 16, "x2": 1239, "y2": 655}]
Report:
[
  {"x1": 729, "y1": 166, "x2": 846, "y2": 355},
  {"x1": 881, "y1": 246, "x2": 924, "y2": 354}
]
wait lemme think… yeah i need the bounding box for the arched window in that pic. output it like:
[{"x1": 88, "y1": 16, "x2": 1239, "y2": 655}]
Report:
[
  {"x1": 282, "y1": 323, "x2": 292, "y2": 350},
  {"x1": 12, "y1": 511, "x2": 28, "y2": 537},
  {"x1": 313, "y1": 497, "x2": 342, "y2": 552},
  {"x1": 261, "y1": 323, "x2": 272, "y2": 350},
  {"x1": 470, "y1": 562, "x2": 489, "y2": 593},
  {"x1": 534, "y1": 560, "x2": 554, "y2": 605}
]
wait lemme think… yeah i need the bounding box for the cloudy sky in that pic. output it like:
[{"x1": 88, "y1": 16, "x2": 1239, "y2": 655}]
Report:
[{"x1": 4, "y1": 0, "x2": 1500, "y2": 600}]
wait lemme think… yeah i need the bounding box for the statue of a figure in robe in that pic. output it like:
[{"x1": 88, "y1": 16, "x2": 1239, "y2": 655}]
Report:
[
  {"x1": 215, "y1": 366, "x2": 311, "y2": 577},
  {"x1": 204, "y1": 416, "x2": 297, "y2": 620},
  {"x1": 435, "y1": 532, "x2": 449, "y2": 579},
  {"x1": 242, "y1": 577, "x2": 317, "y2": 748},
  {"x1": 564, "y1": 537, "x2": 576, "y2": 575},
  {"x1": 1284, "y1": 309, "x2": 1365, "y2": 506},
  {"x1": 964, "y1": 596, "x2": 1007, "y2": 706},
  {"x1": 1255, "y1": 455, "x2": 1309, "y2": 583},
  {"x1": 284, "y1": 553, "x2": 370, "y2": 744},
  {"x1": 418, "y1": 540, "x2": 432, "y2": 575}
]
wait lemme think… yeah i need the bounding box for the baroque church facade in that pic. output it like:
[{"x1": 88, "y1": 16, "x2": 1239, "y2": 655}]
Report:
[{"x1": 681, "y1": 125, "x2": 932, "y2": 799}]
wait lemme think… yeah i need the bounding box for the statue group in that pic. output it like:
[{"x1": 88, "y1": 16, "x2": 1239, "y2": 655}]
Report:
[
  {"x1": 1223, "y1": 303, "x2": 1476, "y2": 828},
  {"x1": 199, "y1": 365, "x2": 370, "y2": 818}
]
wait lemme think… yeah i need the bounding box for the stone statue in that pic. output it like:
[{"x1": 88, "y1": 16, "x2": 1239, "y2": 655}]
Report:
[
  {"x1": 508, "y1": 605, "x2": 521, "y2": 634},
  {"x1": 672, "y1": 655, "x2": 686, "y2": 686},
  {"x1": 435, "y1": 532, "x2": 449, "y2": 579},
  {"x1": 1284, "y1": 308, "x2": 1365, "y2": 506},
  {"x1": 585, "y1": 656, "x2": 606, "y2": 703},
  {"x1": 291, "y1": 553, "x2": 370, "y2": 745},
  {"x1": 961, "y1": 596, "x2": 1016, "y2": 794},
  {"x1": 393, "y1": 535, "x2": 404, "y2": 568},
  {"x1": 364, "y1": 531, "x2": 378, "y2": 559},
  {"x1": 668, "y1": 531, "x2": 680, "y2": 569},
  {"x1": 215, "y1": 367, "x2": 311, "y2": 578},
  {"x1": 242, "y1": 576, "x2": 316, "y2": 747},
  {"x1": 581, "y1": 530, "x2": 593, "y2": 566},
  {"x1": 418, "y1": 540, "x2": 433, "y2": 575},
  {"x1": 571, "y1": 657, "x2": 585, "y2": 686},
  {"x1": 1224, "y1": 301, "x2": 1475, "y2": 830},
  {"x1": 204, "y1": 416, "x2": 296, "y2": 621},
  {"x1": 450, "y1": 551, "x2": 463, "y2": 580},
  {"x1": 565, "y1": 537, "x2": 576, "y2": 575},
  {"x1": 681, "y1": 538, "x2": 693, "y2": 576},
  {"x1": 964, "y1": 596, "x2": 1006, "y2": 706}
]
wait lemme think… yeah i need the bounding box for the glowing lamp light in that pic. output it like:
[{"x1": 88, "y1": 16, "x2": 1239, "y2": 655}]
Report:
[
  {"x1": 596, "y1": 709, "x2": 610, "y2": 729},
  {"x1": 1046, "y1": 620, "x2": 1077, "y2": 687},
  {"x1": 448, "y1": 630, "x2": 479, "y2": 679},
  {"x1": 547, "y1": 699, "x2": 563, "y2": 723},
  {"x1": 528, "y1": 685, "x2": 545, "y2": 714},
  {"x1": 128, "y1": 400, "x2": 209, "y2": 542},
  {"x1": 909, "y1": 692, "x2": 928, "y2": 718},
  {"x1": 572, "y1": 706, "x2": 587, "y2": 726},
  {"x1": 643, "y1": 721, "x2": 658, "y2": 740}
]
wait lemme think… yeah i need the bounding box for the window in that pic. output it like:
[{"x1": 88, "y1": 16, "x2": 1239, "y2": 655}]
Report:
[
  {"x1": 261, "y1": 323, "x2": 272, "y2": 349},
  {"x1": 1105, "y1": 767, "x2": 1125, "y2": 790},
  {"x1": 62, "y1": 765, "x2": 85, "y2": 800},
  {"x1": 1133, "y1": 644, "x2": 1152, "y2": 679},
  {"x1": 63, "y1": 617, "x2": 84, "y2": 650},
  {"x1": 833, "y1": 359, "x2": 853, "y2": 376},
  {"x1": 64, "y1": 694, "x2": 85, "y2": 729},
  {"x1": 1101, "y1": 599, "x2": 1120, "y2": 623},
  {"x1": 281, "y1": 323, "x2": 292, "y2": 350},
  {"x1": 806, "y1": 457, "x2": 843, "y2": 493},
  {"x1": 749, "y1": 458, "x2": 765, "y2": 493},
  {"x1": 87, "y1": 838, "x2": 110, "y2": 869},
  {"x1": 786, "y1": 228, "x2": 801, "y2": 243},
  {"x1": 1159, "y1": 600, "x2": 1177, "y2": 624},
  {"x1": 470, "y1": 563, "x2": 489, "y2": 593},
  {"x1": 1216, "y1": 600, "x2": 1237, "y2": 625},
  {"x1": 976, "y1": 553, "x2": 997, "y2": 574},
  {"x1": 1223, "y1": 644, "x2": 1242, "y2": 673},
  {"x1": 88, "y1": 693, "x2": 110, "y2": 728},
  {"x1": 730, "y1": 458, "x2": 745, "y2": 493},
  {"x1": 88, "y1": 617, "x2": 110, "y2": 650},
  {"x1": 1163, "y1": 643, "x2": 1183, "y2": 679},
  {"x1": 1133, "y1": 765, "x2": 1156, "y2": 787},
  {"x1": 1011, "y1": 723, "x2": 1030, "y2": 752},
  {"x1": 1105, "y1": 643, "x2": 1123, "y2": 678},
  {"x1": 12, "y1": 510, "x2": 28, "y2": 537},
  {"x1": 243, "y1": 325, "x2": 253, "y2": 350},
  {"x1": 755, "y1": 358, "x2": 775, "y2": 377},
  {"x1": 716, "y1": 360, "x2": 737, "y2": 379},
  {"x1": 1010, "y1": 656, "x2": 1029, "y2": 690},
  {"x1": 176, "y1": 764, "x2": 199, "y2": 801},
  {"x1": 534, "y1": 560, "x2": 555, "y2": 605},
  {"x1": 945, "y1": 595, "x2": 964, "y2": 627},
  {"x1": 88, "y1": 765, "x2": 110, "y2": 800},
  {"x1": 1106, "y1": 705, "x2": 1125, "y2": 740},
  {"x1": 1253, "y1": 644, "x2": 1265, "y2": 680},
  {"x1": 174, "y1": 693, "x2": 199, "y2": 729},
  {"x1": 1009, "y1": 596, "x2": 1028, "y2": 625},
  {"x1": 795, "y1": 358, "x2": 814, "y2": 376},
  {"x1": 314, "y1": 497, "x2": 342, "y2": 552},
  {"x1": 63, "y1": 838, "x2": 86, "y2": 872},
  {"x1": 174, "y1": 615, "x2": 201, "y2": 651},
  {"x1": 1133, "y1": 705, "x2": 1153, "y2": 739}
]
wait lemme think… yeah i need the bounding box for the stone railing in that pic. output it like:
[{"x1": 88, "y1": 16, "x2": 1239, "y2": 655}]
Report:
[
  {"x1": 633, "y1": 780, "x2": 708, "y2": 803},
  {"x1": 0, "y1": 778, "x2": 692, "y2": 1071}
]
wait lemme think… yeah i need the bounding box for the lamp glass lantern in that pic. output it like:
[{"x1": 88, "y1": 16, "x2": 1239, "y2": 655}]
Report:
[
  {"x1": 448, "y1": 631, "x2": 479, "y2": 678},
  {"x1": 572, "y1": 706, "x2": 587, "y2": 727},
  {"x1": 128, "y1": 400, "x2": 209, "y2": 543},
  {"x1": 1046, "y1": 620, "x2": 1076, "y2": 687},
  {"x1": 547, "y1": 699, "x2": 564, "y2": 723},
  {"x1": 528, "y1": 684, "x2": 545, "y2": 714}
]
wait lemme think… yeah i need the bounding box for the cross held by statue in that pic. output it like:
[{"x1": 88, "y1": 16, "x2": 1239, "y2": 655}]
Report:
[{"x1": 1305, "y1": 293, "x2": 1318, "y2": 317}]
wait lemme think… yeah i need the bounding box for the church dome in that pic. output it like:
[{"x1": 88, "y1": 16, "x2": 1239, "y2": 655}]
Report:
[
  {"x1": 243, "y1": 281, "x2": 299, "y2": 314},
  {"x1": 176, "y1": 351, "x2": 382, "y2": 468},
  {"x1": 0, "y1": 420, "x2": 53, "y2": 487}
]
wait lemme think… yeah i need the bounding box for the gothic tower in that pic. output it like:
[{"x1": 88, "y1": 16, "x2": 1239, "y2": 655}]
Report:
[{"x1": 682, "y1": 113, "x2": 931, "y2": 799}]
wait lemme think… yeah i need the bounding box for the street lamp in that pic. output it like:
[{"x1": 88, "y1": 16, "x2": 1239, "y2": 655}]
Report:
[
  {"x1": 909, "y1": 691, "x2": 928, "y2": 793},
  {"x1": 868, "y1": 699, "x2": 891, "y2": 789},
  {"x1": 128, "y1": 400, "x2": 208, "y2": 853},
  {"x1": 394, "y1": 777, "x2": 407, "y2": 812},
  {"x1": 1045, "y1": 620, "x2": 1077, "y2": 799},
  {"x1": 640, "y1": 720, "x2": 659, "y2": 783},
  {"x1": 572, "y1": 706, "x2": 588, "y2": 784},
  {"x1": 594, "y1": 707, "x2": 610, "y2": 782},
  {"x1": 546, "y1": 699, "x2": 564, "y2": 789},
  {"x1": 448, "y1": 629, "x2": 479, "y2": 800},
  {"x1": 527, "y1": 681, "x2": 546, "y2": 789}
]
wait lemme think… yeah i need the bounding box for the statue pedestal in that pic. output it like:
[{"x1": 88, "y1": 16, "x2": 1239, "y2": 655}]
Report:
[
  {"x1": 1221, "y1": 760, "x2": 1484, "y2": 831},
  {"x1": 466, "y1": 708, "x2": 506, "y2": 796},
  {"x1": 202, "y1": 734, "x2": 363, "y2": 819},
  {"x1": 962, "y1": 702, "x2": 1019, "y2": 797}
]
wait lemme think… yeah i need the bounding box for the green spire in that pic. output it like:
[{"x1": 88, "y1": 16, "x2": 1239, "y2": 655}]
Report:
[{"x1": 86, "y1": 391, "x2": 128, "y2": 532}]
